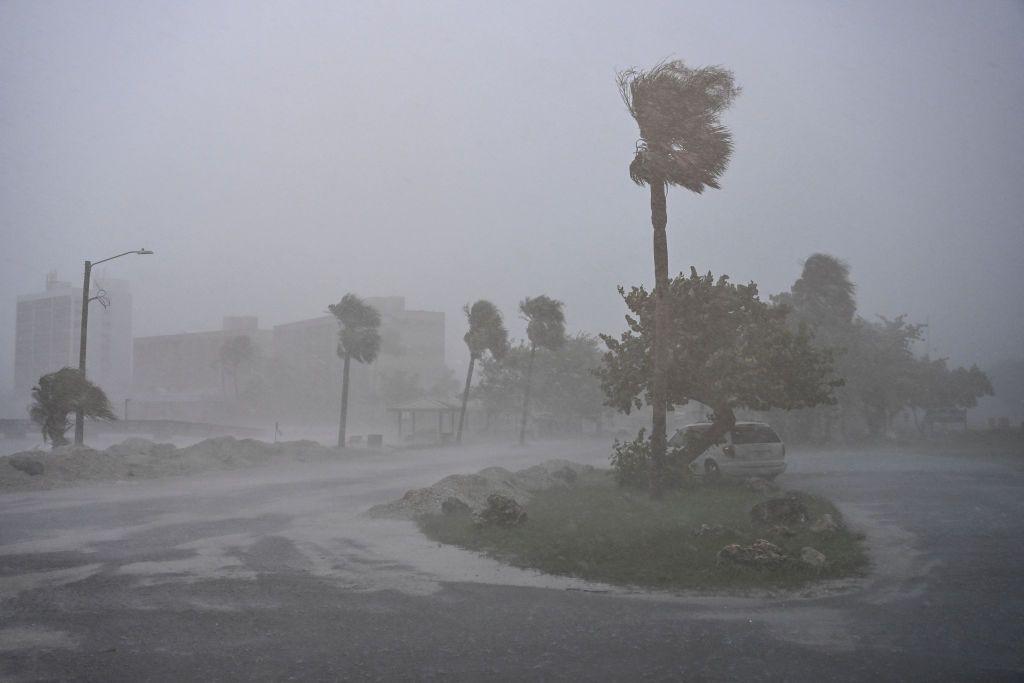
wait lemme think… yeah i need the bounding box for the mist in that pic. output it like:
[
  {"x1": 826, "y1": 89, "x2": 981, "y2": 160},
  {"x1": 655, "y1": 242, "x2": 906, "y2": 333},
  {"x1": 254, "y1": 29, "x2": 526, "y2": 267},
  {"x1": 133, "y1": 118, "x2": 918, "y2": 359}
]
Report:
[
  {"x1": 2, "y1": 0, "x2": 1022, "y2": 392},
  {"x1": 2, "y1": 2, "x2": 1024, "y2": 680}
]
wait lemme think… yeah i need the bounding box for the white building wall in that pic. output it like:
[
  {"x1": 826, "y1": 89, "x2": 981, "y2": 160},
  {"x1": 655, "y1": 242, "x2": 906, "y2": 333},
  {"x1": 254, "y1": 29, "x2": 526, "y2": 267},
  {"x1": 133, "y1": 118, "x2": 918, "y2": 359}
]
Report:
[{"x1": 13, "y1": 274, "x2": 132, "y2": 404}]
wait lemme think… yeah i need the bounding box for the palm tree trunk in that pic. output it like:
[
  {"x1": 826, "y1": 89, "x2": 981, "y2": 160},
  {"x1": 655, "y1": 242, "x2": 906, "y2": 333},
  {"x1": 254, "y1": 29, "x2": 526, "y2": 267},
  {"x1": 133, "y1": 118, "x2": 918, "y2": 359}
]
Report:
[
  {"x1": 519, "y1": 344, "x2": 538, "y2": 445},
  {"x1": 650, "y1": 180, "x2": 670, "y2": 497},
  {"x1": 338, "y1": 351, "x2": 352, "y2": 448},
  {"x1": 456, "y1": 356, "x2": 476, "y2": 444}
]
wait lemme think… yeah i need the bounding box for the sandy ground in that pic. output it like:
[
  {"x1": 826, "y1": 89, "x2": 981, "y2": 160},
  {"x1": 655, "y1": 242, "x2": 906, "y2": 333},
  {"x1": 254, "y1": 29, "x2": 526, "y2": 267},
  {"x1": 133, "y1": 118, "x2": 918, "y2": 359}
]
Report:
[{"x1": 1, "y1": 439, "x2": 1023, "y2": 680}]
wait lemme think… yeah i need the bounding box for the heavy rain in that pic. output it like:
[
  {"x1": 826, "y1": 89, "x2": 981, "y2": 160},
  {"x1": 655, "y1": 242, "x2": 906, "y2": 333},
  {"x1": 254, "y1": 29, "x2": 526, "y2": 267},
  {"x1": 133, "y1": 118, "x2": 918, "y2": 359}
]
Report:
[{"x1": 1, "y1": 1, "x2": 1023, "y2": 680}]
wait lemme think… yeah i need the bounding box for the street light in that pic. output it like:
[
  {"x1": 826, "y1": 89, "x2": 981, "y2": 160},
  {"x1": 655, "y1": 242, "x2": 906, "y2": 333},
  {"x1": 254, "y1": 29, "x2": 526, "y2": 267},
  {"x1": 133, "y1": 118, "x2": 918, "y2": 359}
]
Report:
[{"x1": 74, "y1": 248, "x2": 154, "y2": 445}]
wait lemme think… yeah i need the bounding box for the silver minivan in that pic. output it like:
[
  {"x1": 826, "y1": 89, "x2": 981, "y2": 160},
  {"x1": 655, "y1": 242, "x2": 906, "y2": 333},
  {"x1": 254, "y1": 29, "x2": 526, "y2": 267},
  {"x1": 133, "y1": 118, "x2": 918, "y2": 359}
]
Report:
[{"x1": 668, "y1": 421, "x2": 786, "y2": 481}]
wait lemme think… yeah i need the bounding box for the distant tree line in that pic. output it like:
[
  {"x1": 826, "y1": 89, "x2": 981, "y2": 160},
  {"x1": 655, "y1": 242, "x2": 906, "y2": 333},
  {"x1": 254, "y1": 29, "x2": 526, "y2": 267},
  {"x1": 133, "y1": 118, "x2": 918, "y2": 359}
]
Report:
[{"x1": 767, "y1": 254, "x2": 993, "y2": 442}]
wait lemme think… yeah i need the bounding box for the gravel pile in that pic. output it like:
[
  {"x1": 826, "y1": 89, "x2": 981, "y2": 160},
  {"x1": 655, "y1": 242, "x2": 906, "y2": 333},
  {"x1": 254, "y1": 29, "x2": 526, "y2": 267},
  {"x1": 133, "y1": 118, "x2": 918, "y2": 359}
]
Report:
[
  {"x1": 367, "y1": 460, "x2": 594, "y2": 520},
  {"x1": 0, "y1": 437, "x2": 354, "y2": 491}
]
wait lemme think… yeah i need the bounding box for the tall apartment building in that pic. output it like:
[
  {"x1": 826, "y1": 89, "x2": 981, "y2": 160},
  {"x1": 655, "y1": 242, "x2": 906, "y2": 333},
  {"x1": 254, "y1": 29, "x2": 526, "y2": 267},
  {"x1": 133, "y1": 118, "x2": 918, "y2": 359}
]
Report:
[{"x1": 14, "y1": 272, "x2": 132, "y2": 403}]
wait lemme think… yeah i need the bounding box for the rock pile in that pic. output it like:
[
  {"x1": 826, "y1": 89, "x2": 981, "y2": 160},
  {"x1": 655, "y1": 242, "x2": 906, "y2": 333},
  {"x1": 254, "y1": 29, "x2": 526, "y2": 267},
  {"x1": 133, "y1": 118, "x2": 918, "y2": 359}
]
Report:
[
  {"x1": 367, "y1": 460, "x2": 593, "y2": 520},
  {"x1": 7, "y1": 455, "x2": 44, "y2": 477},
  {"x1": 717, "y1": 539, "x2": 830, "y2": 571},
  {"x1": 809, "y1": 513, "x2": 840, "y2": 533},
  {"x1": 717, "y1": 539, "x2": 787, "y2": 567},
  {"x1": 477, "y1": 494, "x2": 528, "y2": 527},
  {"x1": 441, "y1": 497, "x2": 471, "y2": 515},
  {"x1": 800, "y1": 546, "x2": 827, "y2": 569}
]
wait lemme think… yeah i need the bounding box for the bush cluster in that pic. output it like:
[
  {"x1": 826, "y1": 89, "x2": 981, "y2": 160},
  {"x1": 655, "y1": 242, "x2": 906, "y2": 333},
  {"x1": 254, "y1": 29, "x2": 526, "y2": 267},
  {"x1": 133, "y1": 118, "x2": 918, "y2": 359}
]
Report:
[{"x1": 609, "y1": 429, "x2": 692, "y2": 489}]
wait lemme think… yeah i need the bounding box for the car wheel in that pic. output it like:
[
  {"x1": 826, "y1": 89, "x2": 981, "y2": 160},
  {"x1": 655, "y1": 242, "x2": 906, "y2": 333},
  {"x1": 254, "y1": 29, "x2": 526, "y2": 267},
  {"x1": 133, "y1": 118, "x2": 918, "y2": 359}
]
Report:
[{"x1": 704, "y1": 459, "x2": 722, "y2": 484}]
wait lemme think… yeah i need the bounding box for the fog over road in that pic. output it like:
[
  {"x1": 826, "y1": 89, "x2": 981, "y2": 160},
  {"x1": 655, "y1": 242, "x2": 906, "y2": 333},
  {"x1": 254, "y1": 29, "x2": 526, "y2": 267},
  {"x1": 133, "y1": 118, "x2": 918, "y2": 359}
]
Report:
[{"x1": 1, "y1": 441, "x2": 1022, "y2": 680}]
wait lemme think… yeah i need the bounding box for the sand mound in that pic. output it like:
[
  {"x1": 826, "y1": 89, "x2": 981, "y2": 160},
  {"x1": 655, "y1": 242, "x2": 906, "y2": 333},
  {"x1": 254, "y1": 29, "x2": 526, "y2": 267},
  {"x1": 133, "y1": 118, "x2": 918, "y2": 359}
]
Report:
[
  {"x1": 0, "y1": 437, "x2": 352, "y2": 492},
  {"x1": 367, "y1": 460, "x2": 594, "y2": 520}
]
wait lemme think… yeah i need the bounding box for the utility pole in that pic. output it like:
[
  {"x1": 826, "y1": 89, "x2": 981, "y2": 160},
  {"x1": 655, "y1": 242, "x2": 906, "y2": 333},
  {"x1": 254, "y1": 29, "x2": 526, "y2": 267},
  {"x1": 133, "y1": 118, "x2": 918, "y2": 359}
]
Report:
[
  {"x1": 74, "y1": 260, "x2": 92, "y2": 445},
  {"x1": 74, "y1": 249, "x2": 153, "y2": 445}
]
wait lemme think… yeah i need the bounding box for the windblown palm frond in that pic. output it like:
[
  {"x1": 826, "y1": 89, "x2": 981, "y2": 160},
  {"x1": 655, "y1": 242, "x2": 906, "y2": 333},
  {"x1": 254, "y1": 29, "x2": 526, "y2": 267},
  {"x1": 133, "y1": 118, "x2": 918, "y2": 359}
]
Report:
[
  {"x1": 520, "y1": 295, "x2": 566, "y2": 351},
  {"x1": 464, "y1": 300, "x2": 509, "y2": 361},
  {"x1": 617, "y1": 60, "x2": 740, "y2": 192},
  {"x1": 29, "y1": 367, "x2": 115, "y2": 446},
  {"x1": 792, "y1": 253, "x2": 857, "y2": 324},
  {"x1": 329, "y1": 294, "x2": 382, "y2": 364}
]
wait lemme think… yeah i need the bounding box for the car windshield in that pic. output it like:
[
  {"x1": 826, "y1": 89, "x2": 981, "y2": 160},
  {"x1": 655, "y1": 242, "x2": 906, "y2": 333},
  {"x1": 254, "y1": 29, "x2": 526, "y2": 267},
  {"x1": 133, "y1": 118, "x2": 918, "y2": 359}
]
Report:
[{"x1": 731, "y1": 424, "x2": 781, "y2": 444}]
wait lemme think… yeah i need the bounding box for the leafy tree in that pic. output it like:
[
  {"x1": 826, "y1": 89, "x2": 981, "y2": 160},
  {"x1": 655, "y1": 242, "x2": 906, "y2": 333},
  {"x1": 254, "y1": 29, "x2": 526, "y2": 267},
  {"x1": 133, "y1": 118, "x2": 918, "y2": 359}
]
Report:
[
  {"x1": 29, "y1": 368, "x2": 115, "y2": 447},
  {"x1": 784, "y1": 253, "x2": 857, "y2": 328},
  {"x1": 328, "y1": 294, "x2": 381, "y2": 448},
  {"x1": 772, "y1": 254, "x2": 857, "y2": 441},
  {"x1": 518, "y1": 295, "x2": 566, "y2": 444},
  {"x1": 773, "y1": 254, "x2": 996, "y2": 442},
  {"x1": 476, "y1": 333, "x2": 606, "y2": 433},
  {"x1": 457, "y1": 300, "x2": 509, "y2": 443},
  {"x1": 534, "y1": 333, "x2": 608, "y2": 429},
  {"x1": 219, "y1": 335, "x2": 255, "y2": 400},
  {"x1": 617, "y1": 60, "x2": 740, "y2": 494},
  {"x1": 598, "y1": 269, "x2": 839, "y2": 484},
  {"x1": 908, "y1": 357, "x2": 993, "y2": 434},
  {"x1": 844, "y1": 315, "x2": 923, "y2": 437}
]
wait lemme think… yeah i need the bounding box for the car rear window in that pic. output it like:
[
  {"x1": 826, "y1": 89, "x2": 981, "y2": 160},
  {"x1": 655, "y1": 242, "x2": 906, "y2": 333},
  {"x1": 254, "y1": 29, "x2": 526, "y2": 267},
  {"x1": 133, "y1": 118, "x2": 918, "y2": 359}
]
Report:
[
  {"x1": 731, "y1": 424, "x2": 781, "y2": 444},
  {"x1": 669, "y1": 425, "x2": 711, "y2": 447}
]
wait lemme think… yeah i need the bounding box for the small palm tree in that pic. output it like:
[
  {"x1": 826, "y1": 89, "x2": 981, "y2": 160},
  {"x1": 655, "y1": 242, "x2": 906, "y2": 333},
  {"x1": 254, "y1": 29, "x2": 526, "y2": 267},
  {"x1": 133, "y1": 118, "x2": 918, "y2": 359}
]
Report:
[
  {"x1": 328, "y1": 294, "x2": 381, "y2": 448},
  {"x1": 29, "y1": 367, "x2": 115, "y2": 447},
  {"x1": 457, "y1": 300, "x2": 509, "y2": 444},
  {"x1": 518, "y1": 295, "x2": 566, "y2": 445},
  {"x1": 617, "y1": 59, "x2": 739, "y2": 494}
]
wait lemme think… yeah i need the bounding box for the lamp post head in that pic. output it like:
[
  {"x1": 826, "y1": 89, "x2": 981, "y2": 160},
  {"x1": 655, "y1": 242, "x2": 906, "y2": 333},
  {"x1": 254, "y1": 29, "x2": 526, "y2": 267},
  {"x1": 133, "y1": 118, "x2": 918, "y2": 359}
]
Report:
[{"x1": 137, "y1": 248, "x2": 154, "y2": 255}]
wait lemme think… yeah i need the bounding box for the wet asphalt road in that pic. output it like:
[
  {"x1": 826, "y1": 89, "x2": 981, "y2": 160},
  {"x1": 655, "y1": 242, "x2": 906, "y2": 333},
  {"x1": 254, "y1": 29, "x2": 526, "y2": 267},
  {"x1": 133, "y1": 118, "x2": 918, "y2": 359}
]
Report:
[{"x1": 1, "y1": 440, "x2": 1023, "y2": 681}]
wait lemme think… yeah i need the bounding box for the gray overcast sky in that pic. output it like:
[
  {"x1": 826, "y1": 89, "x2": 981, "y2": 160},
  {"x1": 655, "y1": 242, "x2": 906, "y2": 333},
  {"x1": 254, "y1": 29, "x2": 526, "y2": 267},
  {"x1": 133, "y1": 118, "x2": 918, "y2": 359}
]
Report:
[{"x1": 2, "y1": 0, "x2": 1022, "y2": 395}]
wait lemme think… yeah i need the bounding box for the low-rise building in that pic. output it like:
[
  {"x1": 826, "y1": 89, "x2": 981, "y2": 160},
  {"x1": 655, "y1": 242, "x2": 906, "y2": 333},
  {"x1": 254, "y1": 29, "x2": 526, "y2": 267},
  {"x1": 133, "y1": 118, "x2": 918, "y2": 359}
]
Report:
[
  {"x1": 130, "y1": 297, "x2": 447, "y2": 427},
  {"x1": 132, "y1": 316, "x2": 271, "y2": 398},
  {"x1": 272, "y1": 296, "x2": 446, "y2": 401}
]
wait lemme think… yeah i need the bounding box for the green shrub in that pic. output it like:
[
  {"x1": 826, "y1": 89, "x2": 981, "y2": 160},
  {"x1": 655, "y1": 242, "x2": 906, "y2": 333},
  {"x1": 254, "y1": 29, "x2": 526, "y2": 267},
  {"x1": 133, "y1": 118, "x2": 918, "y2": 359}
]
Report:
[
  {"x1": 610, "y1": 429, "x2": 692, "y2": 489},
  {"x1": 609, "y1": 429, "x2": 650, "y2": 487}
]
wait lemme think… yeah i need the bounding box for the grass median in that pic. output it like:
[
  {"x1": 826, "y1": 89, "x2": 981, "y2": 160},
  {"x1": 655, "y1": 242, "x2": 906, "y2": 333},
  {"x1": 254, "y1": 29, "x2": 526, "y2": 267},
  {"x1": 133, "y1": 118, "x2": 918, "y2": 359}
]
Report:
[{"x1": 417, "y1": 470, "x2": 868, "y2": 591}]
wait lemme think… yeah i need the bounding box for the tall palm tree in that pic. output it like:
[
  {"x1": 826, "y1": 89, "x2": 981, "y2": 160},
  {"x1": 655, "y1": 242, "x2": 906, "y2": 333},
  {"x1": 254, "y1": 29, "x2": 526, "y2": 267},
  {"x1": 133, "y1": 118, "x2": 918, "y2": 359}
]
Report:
[
  {"x1": 457, "y1": 300, "x2": 509, "y2": 444},
  {"x1": 30, "y1": 367, "x2": 115, "y2": 447},
  {"x1": 518, "y1": 295, "x2": 566, "y2": 445},
  {"x1": 328, "y1": 294, "x2": 381, "y2": 448},
  {"x1": 617, "y1": 60, "x2": 739, "y2": 495},
  {"x1": 791, "y1": 253, "x2": 857, "y2": 327}
]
